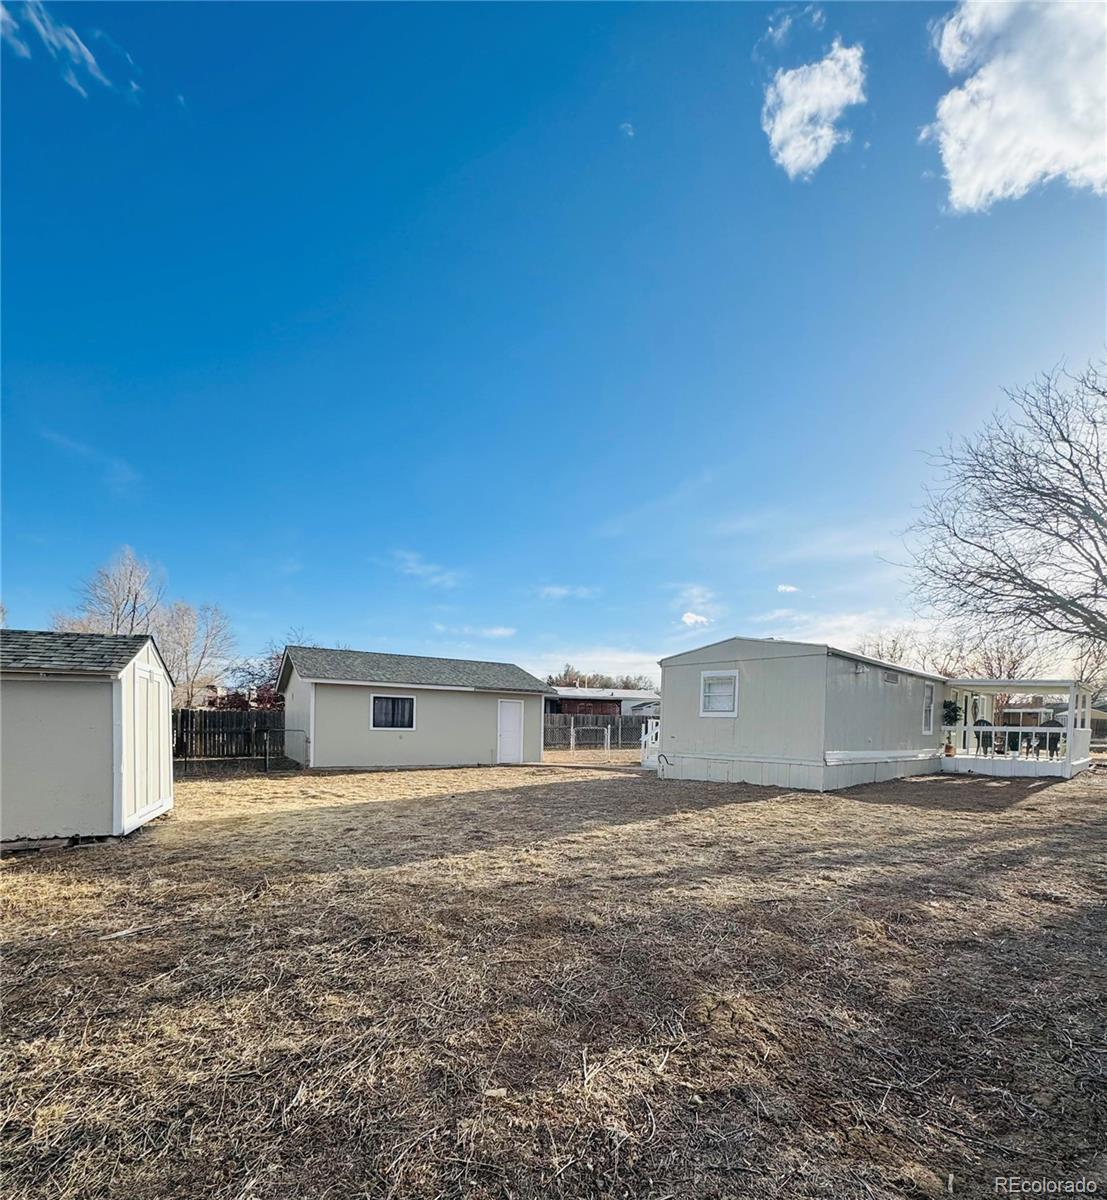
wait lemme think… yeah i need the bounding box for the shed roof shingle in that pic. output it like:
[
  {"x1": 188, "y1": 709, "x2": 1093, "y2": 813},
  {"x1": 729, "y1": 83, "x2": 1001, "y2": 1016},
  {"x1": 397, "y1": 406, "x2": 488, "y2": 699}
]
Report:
[
  {"x1": 0, "y1": 629, "x2": 153, "y2": 675},
  {"x1": 282, "y1": 645, "x2": 551, "y2": 693}
]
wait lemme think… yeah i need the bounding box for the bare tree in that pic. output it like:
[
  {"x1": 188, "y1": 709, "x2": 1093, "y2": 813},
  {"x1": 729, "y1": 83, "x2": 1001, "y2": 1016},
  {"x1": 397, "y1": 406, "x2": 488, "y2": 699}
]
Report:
[
  {"x1": 908, "y1": 365, "x2": 1107, "y2": 646},
  {"x1": 53, "y1": 546, "x2": 164, "y2": 634},
  {"x1": 1071, "y1": 638, "x2": 1107, "y2": 699},
  {"x1": 229, "y1": 628, "x2": 329, "y2": 709},
  {"x1": 853, "y1": 627, "x2": 922, "y2": 669},
  {"x1": 854, "y1": 624, "x2": 1049, "y2": 712},
  {"x1": 0, "y1": 601, "x2": 7, "y2": 628},
  {"x1": 155, "y1": 602, "x2": 237, "y2": 708}
]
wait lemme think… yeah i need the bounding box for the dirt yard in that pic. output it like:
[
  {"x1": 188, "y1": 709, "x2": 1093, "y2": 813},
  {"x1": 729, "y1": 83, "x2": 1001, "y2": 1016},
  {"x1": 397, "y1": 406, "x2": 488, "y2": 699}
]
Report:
[
  {"x1": 542, "y1": 748, "x2": 642, "y2": 766},
  {"x1": 2, "y1": 765, "x2": 1105, "y2": 1199}
]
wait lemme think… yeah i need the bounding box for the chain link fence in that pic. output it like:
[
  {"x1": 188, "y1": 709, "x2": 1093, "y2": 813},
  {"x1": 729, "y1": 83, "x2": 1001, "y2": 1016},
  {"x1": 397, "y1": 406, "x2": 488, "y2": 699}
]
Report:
[{"x1": 543, "y1": 714, "x2": 652, "y2": 752}]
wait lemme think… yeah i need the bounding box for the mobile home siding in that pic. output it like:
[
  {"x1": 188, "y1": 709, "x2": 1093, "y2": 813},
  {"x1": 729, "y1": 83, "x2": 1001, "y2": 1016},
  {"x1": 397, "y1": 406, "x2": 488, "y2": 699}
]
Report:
[
  {"x1": 658, "y1": 639, "x2": 829, "y2": 789},
  {"x1": 311, "y1": 683, "x2": 543, "y2": 769},
  {"x1": 660, "y1": 640, "x2": 827, "y2": 762},
  {"x1": 657, "y1": 637, "x2": 953, "y2": 792},
  {"x1": 823, "y1": 653, "x2": 945, "y2": 755}
]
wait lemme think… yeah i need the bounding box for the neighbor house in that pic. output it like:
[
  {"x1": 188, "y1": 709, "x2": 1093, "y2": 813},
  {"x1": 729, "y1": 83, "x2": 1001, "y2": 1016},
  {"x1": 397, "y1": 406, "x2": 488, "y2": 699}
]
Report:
[
  {"x1": 648, "y1": 636, "x2": 1094, "y2": 791},
  {"x1": 277, "y1": 645, "x2": 550, "y2": 769},
  {"x1": 1, "y1": 630, "x2": 174, "y2": 840},
  {"x1": 545, "y1": 686, "x2": 660, "y2": 716}
]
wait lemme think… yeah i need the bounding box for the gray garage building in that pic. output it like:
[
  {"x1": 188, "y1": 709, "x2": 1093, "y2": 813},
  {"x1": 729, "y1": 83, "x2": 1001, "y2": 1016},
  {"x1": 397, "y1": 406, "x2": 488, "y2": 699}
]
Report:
[
  {"x1": 1, "y1": 630, "x2": 174, "y2": 840},
  {"x1": 277, "y1": 645, "x2": 549, "y2": 769}
]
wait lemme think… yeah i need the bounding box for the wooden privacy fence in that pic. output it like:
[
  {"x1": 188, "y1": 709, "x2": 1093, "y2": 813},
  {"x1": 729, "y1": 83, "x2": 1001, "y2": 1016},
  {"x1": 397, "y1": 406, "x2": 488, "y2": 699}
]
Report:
[{"x1": 173, "y1": 709, "x2": 286, "y2": 760}]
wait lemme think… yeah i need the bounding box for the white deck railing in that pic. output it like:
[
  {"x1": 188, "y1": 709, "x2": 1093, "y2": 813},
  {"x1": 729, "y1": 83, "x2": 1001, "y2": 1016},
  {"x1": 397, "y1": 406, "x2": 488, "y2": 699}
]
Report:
[
  {"x1": 641, "y1": 719, "x2": 660, "y2": 767},
  {"x1": 941, "y1": 723, "x2": 1083, "y2": 762}
]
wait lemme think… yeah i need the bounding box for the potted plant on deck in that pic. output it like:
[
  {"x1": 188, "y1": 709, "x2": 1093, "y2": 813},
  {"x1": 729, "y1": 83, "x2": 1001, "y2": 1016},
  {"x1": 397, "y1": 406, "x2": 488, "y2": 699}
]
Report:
[{"x1": 943, "y1": 700, "x2": 962, "y2": 756}]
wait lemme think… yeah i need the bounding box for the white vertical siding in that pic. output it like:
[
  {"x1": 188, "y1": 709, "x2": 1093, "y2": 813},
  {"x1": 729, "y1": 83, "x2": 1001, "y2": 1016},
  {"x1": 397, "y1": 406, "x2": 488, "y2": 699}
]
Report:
[{"x1": 119, "y1": 643, "x2": 173, "y2": 833}]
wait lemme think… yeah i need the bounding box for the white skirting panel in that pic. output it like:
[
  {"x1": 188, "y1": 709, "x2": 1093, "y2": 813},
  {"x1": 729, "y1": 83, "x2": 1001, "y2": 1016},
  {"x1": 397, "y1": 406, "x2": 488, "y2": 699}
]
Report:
[
  {"x1": 660, "y1": 754, "x2": 826, "y2": 791},
  {"x1": 659, "y1": 754, "x2": 942, "y2": 792},
  {"x1": 940, "y1": 754, "x2": 1089, "y2": 779},
  {"x1": 658, "y1": 749, "x2": 1091, "y2": 791}
]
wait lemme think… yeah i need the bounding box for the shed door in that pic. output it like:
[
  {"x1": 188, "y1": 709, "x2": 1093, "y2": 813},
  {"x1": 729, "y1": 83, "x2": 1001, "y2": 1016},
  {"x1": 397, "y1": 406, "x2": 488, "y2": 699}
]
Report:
[
  {"x1": 132, "y1": 667, "x2": 167, "y2": 818},
  {"x1": 134, "y1": 670, "x2": 150, "y2": 815},
  {"x1": 497, "y1": 700, "x2": 524, "y2": 764}
]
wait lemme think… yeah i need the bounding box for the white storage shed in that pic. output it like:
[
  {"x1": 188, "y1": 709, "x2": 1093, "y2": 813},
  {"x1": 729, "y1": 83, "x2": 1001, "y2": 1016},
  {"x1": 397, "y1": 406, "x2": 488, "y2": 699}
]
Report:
[{"x1": 1, "y1": 630, "x2": 174, "y2": 840}]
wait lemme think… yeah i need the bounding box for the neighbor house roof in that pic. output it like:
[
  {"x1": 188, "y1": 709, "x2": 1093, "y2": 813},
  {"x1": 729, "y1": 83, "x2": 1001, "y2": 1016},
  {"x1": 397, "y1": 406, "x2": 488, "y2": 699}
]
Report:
[
  {"x1": 279, "y1": 645, "x2": 551, "y2": 694},
  {"x1": 552, "y1": 687, "x2": 659, "y2": 701},
  {"x1": 0, "y1": 629, "x2": 165, "y2": 677}
]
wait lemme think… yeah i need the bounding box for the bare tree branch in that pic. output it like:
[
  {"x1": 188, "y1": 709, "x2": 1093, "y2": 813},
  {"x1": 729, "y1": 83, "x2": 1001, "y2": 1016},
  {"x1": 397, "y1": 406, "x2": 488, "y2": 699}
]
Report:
[
  {"x1": 907, "y1": 364, "x2": 1107, "y2": 645},
  {"x1": 53, "y1": 546, "x2": 165, "y2": 635}
]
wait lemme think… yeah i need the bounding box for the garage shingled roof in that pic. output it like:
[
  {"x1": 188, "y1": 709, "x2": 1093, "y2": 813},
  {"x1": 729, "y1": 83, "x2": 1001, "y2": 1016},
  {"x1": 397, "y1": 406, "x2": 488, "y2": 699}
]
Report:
[
  {"x1": 281, "y1": 645, "x2": 552, "y2": 694},
  {"x1": 0, "y1": 629, "x2": 157, "y2": 676}
]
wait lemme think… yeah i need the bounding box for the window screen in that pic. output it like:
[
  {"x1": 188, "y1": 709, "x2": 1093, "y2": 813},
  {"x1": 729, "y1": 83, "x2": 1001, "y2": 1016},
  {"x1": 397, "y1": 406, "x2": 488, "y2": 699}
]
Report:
[
  {"x1": 372, "y1": 696, "x2": 414, "y2": 729},
  {"x1": 701, "y1": 672, "x2": 738, "y2": 715}
]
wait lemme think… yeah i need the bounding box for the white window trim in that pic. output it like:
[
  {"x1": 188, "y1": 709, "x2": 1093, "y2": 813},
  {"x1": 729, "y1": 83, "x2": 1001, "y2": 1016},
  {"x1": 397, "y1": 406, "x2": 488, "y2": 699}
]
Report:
[
  {"x1": 369, "y1": 693, "x2": 417, "y2": 731},
  {"x1": 922, "y1": 682, "x2": 935, "y2": 735},
  {"x1": 699, "y1": 670, "x2": 739, "y2": 718}
]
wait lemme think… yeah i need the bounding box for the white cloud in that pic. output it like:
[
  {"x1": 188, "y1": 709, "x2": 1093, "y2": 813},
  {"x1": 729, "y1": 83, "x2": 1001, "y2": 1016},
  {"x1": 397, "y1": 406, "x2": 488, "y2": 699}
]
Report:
[
  {"x1": 12, "y1": 0, "x2": 112, "y2": 96},
  {"x1": 537, "y1": 584, "x2": 598, "y2": 601},
  {"x1": 391, "y1": 550, "x2": 462, "y2": 589},
  {"x1": 619, "y1": 122, "x2": 635, "y2": 138},
  {"x1": 595, "y1": 470, "x2": 714, "y2": 539},
  {"x1": 762, "y1": 5, "x2": 825, "y2": 50},
  {"x1": 1, "y1": 4, "x2": 31, "y2": 57},
  {"x1": 672, "y1": 583, "x2": 716, "y2": 612},
  {"x1": 771, "y1": 521, "x2": 902, "y2": 564},
  {"x1": 776, "y1": 583, "x2": 800, "y2": 593},
  {"x1": 669, "y1": 583, "x2": 724, "y2": 631},
  {"x1": 41, "y1": 429, "x2": 139, "y2": 492},
  {"x1": 751, "y1": 606, "x2": 899, "y2": 647},
  {"x1": 433, "y1": 622, "x2": 515, "y2": 639},
  {"x1": 761, "y1": 38, "x2": 866, "y2": 179},
  {"x1": 923, "y1": 2, "x2": 1106, "y2": 212}
]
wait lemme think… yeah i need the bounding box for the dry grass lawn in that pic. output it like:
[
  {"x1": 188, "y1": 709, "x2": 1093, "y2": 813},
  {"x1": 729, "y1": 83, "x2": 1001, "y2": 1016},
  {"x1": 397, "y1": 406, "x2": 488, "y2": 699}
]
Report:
[{"x1": 2, "y1": 764, "x2": 1105, "y2": 1199}]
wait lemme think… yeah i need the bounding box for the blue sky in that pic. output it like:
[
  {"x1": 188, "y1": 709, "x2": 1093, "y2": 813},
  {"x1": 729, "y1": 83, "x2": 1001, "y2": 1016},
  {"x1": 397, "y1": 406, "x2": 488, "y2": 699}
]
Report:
[{"x1": 2, "y1": 1, "x2": 1104, "y2": 681}]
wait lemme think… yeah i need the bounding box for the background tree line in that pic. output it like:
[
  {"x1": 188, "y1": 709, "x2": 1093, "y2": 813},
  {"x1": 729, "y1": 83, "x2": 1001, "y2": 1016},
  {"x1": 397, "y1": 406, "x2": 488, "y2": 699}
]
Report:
[{"x1": 545, "y1": 664, "x2": 657, "y2": 690}]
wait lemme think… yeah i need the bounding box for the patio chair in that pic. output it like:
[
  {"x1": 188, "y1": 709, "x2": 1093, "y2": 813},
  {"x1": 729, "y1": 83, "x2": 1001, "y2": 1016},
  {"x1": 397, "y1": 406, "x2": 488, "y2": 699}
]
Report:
[
  {"x1": 1041, "y1": 718, "x2": 1063, "y2": 760},
  {"x1": 973, "y1": 718, "x2": 993, "y2": 756}
]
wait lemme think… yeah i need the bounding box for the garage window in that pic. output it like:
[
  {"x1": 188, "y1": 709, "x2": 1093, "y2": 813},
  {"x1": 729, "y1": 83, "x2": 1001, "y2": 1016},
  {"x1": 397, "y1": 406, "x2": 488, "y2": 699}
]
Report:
[
  {"x1": 700, "y1": 670, "x2": 738, "y2": 717},
  {"x1": 371, "y1": 695, "x2": 415, "y2": 730}
]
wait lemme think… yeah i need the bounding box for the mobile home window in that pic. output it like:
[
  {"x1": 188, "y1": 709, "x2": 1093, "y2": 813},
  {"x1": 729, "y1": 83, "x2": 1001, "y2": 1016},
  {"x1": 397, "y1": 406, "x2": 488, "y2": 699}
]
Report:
[
  {"x1": 700, "y1": 670, "x2": 738, "y2": 717},
  {"x1": 922, "y1": 682, "x2": 935, "y2": 734},
  {"x1": 371, "y1": 695, "x2": 415, "y2": 730}
]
